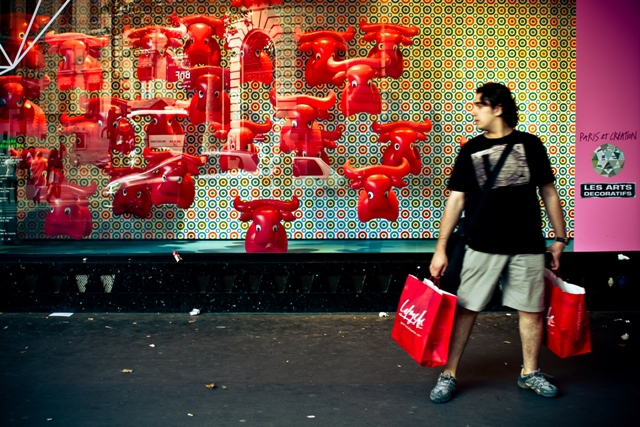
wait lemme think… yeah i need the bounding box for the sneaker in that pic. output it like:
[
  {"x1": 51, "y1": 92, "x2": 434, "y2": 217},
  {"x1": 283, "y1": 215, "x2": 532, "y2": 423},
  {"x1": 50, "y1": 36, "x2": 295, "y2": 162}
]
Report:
[
  {"x1": 517, "y1": 369, "x2": 558, "y2": 397},
  {"x1": 430, "y1": 372, "x2": 457, "y2": 403}
]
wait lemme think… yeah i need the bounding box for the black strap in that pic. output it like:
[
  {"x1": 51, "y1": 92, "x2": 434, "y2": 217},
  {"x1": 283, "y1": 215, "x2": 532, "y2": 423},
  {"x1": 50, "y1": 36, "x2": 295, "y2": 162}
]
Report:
[{"x1": 463, "y1": 141, "x2": 516, "y2": 234}]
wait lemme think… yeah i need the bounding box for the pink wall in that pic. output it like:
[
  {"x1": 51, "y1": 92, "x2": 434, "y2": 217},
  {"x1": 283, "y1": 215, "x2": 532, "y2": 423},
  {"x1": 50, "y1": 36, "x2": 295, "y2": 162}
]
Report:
[{"x1": 575, "y1": 0, "x2": 640, "y2": 251}]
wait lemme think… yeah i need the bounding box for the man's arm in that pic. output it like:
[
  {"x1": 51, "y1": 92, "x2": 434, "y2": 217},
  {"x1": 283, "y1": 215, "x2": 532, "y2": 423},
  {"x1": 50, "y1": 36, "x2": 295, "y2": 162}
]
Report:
[
  {"x1": 539, "y1": 182, "x2": 567, "y2": 270},
  {"x1": 429, "y1": 190, "x2": 465, "y2": 278}
]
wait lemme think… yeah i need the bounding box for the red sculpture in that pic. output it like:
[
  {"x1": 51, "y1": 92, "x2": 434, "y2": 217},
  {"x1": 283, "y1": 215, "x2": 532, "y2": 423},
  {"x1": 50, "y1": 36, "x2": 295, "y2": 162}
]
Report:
[
  {"x1": 240, "y1": 31, "x2": 273, "y2": 85},
  {"x1": 0, "y1": 75, "x2": 49, "y2": 139},
  {"x1": 170, "y1": 13, "x2": 225, "y2": 67},
  {"x1": 294, "y1": 26, "x2": 355, "y2": 87},
  {"x1": 372, "y1": 119, "x2": 433, "y2": 175},
  {"x1": 0, "y1": 13, "x2": 51, "y2": 70},
  {"x1": 343, "y1": 158, "x2": 411, "y2": 222},
  {"x1": 44, "y1": 180, "x2": 98, "y2": 240},
  {"x1": 105, "y1": 165, "x2": 152, "y2": 219},
  {"x1": 124, "y1": 25, "x2": 185, "y2": 82},
  {"x1": 359, "y1": 20, "x2": 419, "y2": 79},
  {"x1": 44, "y1": 32, "x2": 110, "y2": 92},
  {"x1": 231, "y1": 0, "x2": 283, "y2": 9},
  {"x1": 143, "y1": 147, "x2": 207, "y2": 209},
  {"x1": 218, "y1": 118, "x2": 273, "y2": 173},
  {"x1": 184, "y1": 66, "x2": 231, "y2": 126},
  {"x1": 233, "y1": 196, "x2": 300, "y2": 253},
  {"x1": 270, "y1": 88, "x2": 341, "y2": 177},
  {"x1": 327, "y1": 57, "x2": 389, "y2": 118},
  {"x1": 59, "y1": 97, "x2": 134, "y2": 167}
]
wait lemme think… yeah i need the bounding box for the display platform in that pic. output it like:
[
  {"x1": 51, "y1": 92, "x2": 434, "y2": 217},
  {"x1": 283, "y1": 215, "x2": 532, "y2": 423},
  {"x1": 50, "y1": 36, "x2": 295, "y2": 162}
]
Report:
[{"x1": 1, "y1": 239, "x2": 637, "y2": 314}]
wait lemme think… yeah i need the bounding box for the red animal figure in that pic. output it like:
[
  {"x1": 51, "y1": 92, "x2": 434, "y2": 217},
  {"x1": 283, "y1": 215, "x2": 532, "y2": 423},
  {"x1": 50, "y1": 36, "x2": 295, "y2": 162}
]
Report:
[
  {"x1": 233, "y1": 196, "x2": 300, "y2": 253},
  {"x1": 359, "y1": 20, "x2": 419, "y2": 79},
  {"x1": 294, "y1": 25, "x2": 355, "y2": 87},
  {"x1": 0, "y1": 75, "x2": 49, "y2": 139},
  {"x1": 143, "y1": 147, "x2": 207, "y2": 209},
  {"x1": 240, "y1": 31, "x2": 273, "y2": 85},
  {"x1": 124, "y1": 25, "x2": 185, "y2": 82},
  {"x1": 44, "y1": 181, "x2": 98, "y2": 240},
  {"x1": 44, "y1": 32, "x2": 110, "y2": 91},
  {"x1": 217, "y1": 118, "x2": 272, "y2": 173},
  {"x1": 0, "y1": 13, "x2": 51, "y2": 70},
  {"x1": 105, "y1": 165, "x2": 152, "y2": 219},
  {"x1": 60, "y1": 97, "x2": 134, "y2": 166},
  {"x1": 372, "y1": 119, "x2": 433, "y2": 176},
  {"x1": 231, "y1": 0, "x2": 283, "y2": 9},
  {"x1": 326, "y1": 57, "x2": 389, "y2": 118},
  {"x1": 343, "y1": 158, "x2": 411, "y2": 222},
  {"x1": 184, "y1": 66, "x2": 231, "y2": 126},
  {"x1": 129, "y1": 98, "x2": 187, "y2": 150},
  {"x1": 270, "y1": 88, "x2": 341, "y2": 176},
  {"x1": 170, "y1": 13, "x2": 225, "y2": 67}
]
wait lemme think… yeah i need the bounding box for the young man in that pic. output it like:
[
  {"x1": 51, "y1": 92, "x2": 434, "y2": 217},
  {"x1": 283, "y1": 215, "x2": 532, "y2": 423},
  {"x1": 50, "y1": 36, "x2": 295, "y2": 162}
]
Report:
[{"x1": 429, "y1": 82, "x2": 568, "y2": 403}]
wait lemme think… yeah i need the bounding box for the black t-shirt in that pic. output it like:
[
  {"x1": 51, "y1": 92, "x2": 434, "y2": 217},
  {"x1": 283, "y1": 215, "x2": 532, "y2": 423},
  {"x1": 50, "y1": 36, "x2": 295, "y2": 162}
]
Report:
[{"x1": 447, "y1": 130, "x2": 555, "y2": 254}]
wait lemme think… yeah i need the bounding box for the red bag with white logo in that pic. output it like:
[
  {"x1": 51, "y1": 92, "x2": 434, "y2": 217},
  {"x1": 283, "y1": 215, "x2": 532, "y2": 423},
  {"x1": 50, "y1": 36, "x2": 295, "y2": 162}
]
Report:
[
  {"x1": 391, "y1": 275, "x2": 457, "y2": 367},
  {"x1": 544, "y1": 269, "x2": 592, "y2": 358}
]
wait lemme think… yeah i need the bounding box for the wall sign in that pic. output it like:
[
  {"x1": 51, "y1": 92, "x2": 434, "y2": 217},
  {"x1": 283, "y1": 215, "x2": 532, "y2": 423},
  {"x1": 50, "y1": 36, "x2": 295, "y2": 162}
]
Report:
[{"x1": 580, "y1": 183, "x2": 636, "y2": 198}]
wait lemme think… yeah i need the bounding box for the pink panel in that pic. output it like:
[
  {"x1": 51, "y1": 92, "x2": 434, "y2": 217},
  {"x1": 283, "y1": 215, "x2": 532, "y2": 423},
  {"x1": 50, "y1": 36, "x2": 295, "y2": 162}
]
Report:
[{"x1": 575, "y1": 0, "x2": 640, "y2": 251}]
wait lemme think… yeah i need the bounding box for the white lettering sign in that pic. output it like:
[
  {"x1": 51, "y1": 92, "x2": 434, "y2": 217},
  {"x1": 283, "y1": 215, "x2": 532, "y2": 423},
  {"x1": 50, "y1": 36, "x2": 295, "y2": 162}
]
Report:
[{"x1": 398, "y1": 299, "x2": 427, "y2": 330}]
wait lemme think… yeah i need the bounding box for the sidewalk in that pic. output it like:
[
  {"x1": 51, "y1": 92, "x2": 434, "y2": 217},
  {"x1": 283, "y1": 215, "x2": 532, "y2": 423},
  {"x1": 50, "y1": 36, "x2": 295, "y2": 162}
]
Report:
[{"x1": 0, "y1": 312, "x2": 637, "y2": 427}]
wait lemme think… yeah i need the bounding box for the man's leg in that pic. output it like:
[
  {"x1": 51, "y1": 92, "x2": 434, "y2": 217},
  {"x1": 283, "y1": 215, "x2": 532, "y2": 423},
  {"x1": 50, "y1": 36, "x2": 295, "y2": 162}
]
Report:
[
  {"x1": 518, "y1": 310, "x2": 543, "y2": 374},
  {"x1": 443, "y1": 306, "x2": 479, "y2": 377},
  {"x1": 517, "y1": 309, "x2": 558, "y2": 397},
  {"x1": 429, "y1": 306, "x2": 478, "y2": 403}
]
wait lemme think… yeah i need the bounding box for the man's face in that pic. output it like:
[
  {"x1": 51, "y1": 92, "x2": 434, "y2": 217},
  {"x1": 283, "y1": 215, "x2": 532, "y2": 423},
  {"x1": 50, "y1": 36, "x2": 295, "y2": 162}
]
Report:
[{"x1": 471, "y1": 93, "x2": 502, "y2": 132}]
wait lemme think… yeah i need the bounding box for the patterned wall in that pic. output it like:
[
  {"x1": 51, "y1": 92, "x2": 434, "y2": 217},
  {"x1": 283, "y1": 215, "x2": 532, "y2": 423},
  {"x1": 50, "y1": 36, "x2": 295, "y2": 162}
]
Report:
[{"x1": 11, "y1": 0, "x2": 576, "y2": 241}]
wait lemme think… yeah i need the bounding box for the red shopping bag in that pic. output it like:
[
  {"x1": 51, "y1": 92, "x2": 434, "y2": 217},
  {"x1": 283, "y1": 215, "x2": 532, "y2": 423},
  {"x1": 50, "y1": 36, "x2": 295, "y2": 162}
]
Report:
[
  {"x1": 391, "y1": 275, "x2": 457, "y2": 367},
  {"x1": 544, "y1": 269, "x2": 592, "y2": 358}
]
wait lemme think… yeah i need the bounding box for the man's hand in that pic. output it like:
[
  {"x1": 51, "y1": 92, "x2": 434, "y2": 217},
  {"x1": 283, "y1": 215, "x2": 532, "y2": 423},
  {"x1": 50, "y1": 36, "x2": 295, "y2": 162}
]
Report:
[
  {"x1": 430, "y1": 249, "x2": 449, "y2": 278},
  {"x1": 546, "y1": 241, "x2": 565, "y2": 270}
]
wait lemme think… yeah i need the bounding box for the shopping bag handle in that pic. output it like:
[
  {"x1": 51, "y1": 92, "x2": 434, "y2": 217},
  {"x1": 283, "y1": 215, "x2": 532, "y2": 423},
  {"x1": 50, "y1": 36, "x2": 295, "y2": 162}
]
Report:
[{"x1": 429, "y1": 275, "x2": 441, "y2": 288}]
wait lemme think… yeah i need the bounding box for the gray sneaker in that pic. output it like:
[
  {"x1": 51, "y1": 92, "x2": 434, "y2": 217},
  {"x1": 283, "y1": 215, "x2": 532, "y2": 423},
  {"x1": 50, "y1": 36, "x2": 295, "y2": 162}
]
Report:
[
  {"x1": 430, "y1": 372, "x2": 457, "y2": 403},
  {"x1": 517, "y1": 369, "x2": 558, "y2": 397}
]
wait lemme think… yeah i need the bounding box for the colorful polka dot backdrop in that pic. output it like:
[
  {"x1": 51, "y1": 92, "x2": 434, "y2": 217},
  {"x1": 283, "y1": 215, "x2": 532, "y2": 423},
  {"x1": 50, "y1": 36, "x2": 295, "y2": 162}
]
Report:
[{"x1": 11, "y1": 0, "x2": 575, "y2": 241}]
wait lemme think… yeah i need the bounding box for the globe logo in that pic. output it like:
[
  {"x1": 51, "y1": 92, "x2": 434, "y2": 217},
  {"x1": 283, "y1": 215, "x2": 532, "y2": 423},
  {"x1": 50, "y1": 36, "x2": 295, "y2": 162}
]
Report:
[{"x1": 592, "y1": 143, "x2": 625, "y2": 178}]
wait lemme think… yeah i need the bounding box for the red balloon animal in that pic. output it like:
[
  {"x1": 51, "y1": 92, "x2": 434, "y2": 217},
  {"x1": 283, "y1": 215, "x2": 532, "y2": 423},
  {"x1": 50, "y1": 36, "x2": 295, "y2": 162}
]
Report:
[
  {"x1": 183, "y1": 66, "x2": 231, "y2": 126},
  {"x1": 44, "y1": 180, "x2": 98, "y2": 240},
  {"x1": 372, "y1": 119, "x2": 433, "y2": 176},
  {"x1": 343, "y1": 158, "x2": 411, "y2": 222},
  {"x1": 143, "y1": 147, "x2": 207, "y2": 209},
  {"x1": 0, "y1": 75, "x2": 49, "y2": 139},
  {"x1": 294, "y1": 26, "x2": 355, "y2": 87},
  {"x1": 327, "y1": 57, "x2": 389, "y2": 118},
  {"x1": 170, "y1": 13, "x2": 226, "y2": 67},
  {"x1": 359, "y1": 20, "x2": 419, "y2": 79},
  {"x1": 233, "y1": 196, "x2": 300, "y2": 253},
  {"x1": 104, "y1": 165, "x2": 153, "y2": 219},
  {"x1": 270, "y1": 88, "x2": 342, "y2": 177}
]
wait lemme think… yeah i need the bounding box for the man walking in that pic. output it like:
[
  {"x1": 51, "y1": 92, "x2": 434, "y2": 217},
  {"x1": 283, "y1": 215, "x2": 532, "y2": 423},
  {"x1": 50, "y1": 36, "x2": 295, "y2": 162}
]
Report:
[{"x1": 429, "y1": 82, "x2": 568, "y2": 403}]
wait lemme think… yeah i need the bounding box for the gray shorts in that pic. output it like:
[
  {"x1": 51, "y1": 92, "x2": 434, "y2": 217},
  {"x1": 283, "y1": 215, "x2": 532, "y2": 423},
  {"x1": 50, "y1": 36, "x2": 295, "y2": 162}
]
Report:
[{"x1": 457, "y1": 247, "x2": 545, "y2": 313}]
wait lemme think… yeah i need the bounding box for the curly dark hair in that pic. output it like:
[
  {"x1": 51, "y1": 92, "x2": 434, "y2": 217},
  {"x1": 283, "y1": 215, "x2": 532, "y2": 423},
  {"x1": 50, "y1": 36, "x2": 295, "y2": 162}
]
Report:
[{"x1": 476, "y1": 82, "x2": 519, "y2": 128}]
